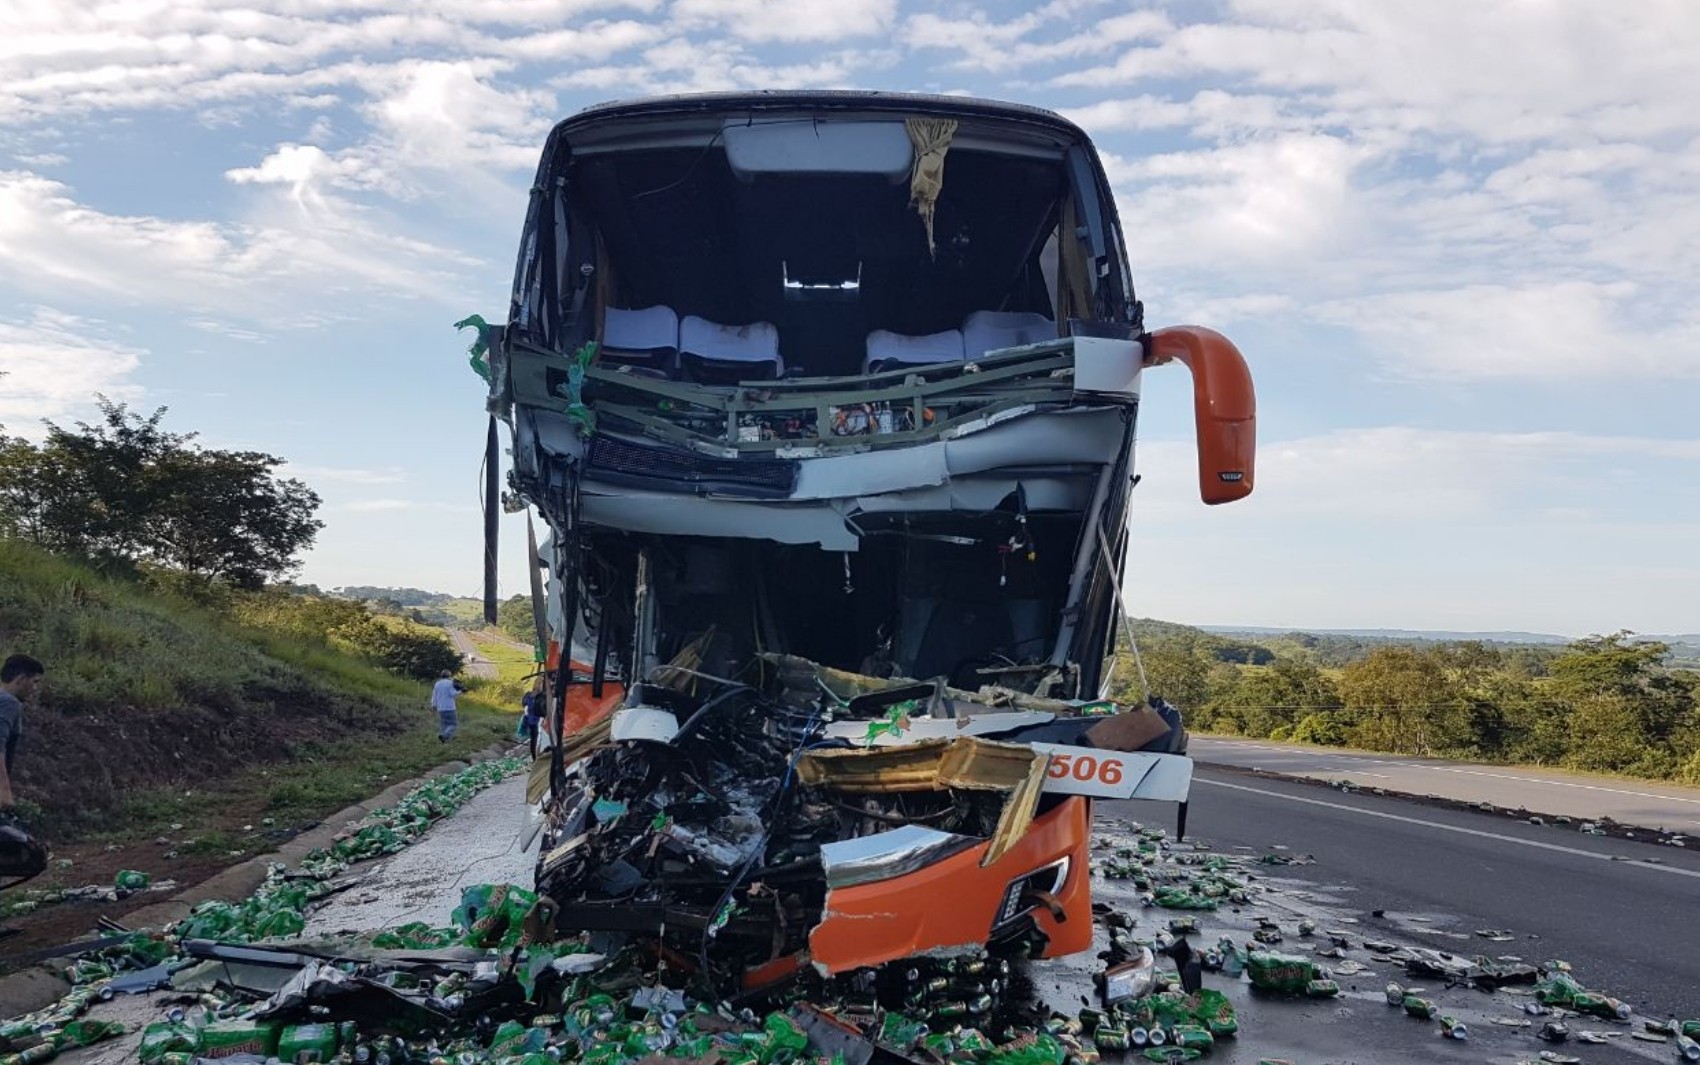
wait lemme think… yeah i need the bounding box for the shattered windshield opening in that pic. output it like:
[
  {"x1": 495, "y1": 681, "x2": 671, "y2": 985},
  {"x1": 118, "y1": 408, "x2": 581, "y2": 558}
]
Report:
[{"x1": 573, "y1": 144, "x2": 1064, "y2": 379}]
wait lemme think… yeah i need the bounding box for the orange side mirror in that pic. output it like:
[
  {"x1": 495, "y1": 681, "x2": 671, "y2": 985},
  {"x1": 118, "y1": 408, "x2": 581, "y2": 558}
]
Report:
[{"x1": 1144, "y1": 326, "x2": 1256, "y2": 504}]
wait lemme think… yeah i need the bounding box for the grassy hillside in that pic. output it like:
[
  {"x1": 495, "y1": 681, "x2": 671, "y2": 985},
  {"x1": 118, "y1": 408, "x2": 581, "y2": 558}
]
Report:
[{"x1": 0, "y1": 541, "x2": 514, "y2": 842}]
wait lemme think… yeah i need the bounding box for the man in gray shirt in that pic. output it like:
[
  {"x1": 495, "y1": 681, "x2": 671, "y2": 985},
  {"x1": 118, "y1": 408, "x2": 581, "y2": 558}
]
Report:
[
  {"x1": 430, "y1": 669, "x2": 460, "y2": 743},
  {"x1": 0, "y1": 655, "x2": 43, "y2": 809}
]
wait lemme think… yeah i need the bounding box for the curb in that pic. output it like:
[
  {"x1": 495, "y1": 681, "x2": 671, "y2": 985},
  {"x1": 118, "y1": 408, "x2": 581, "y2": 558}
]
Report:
[{"x1": 0, "y1": 741, "x2": 518, "y2": 1019}]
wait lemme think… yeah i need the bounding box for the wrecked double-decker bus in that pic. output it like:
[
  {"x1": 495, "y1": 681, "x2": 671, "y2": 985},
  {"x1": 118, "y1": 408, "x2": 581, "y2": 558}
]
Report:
[{"x1": 474, "y1": 91, "x2": 1256, "y2": 997}]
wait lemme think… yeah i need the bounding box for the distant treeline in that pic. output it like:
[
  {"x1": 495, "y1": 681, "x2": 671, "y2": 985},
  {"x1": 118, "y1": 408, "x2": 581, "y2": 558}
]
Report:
[
  {"x1": 1114, "y1": 619, "x2": 1700, "y2": 784},
  {"x1": 294, "y1": 585, "x2": 484, "y2": 629}
]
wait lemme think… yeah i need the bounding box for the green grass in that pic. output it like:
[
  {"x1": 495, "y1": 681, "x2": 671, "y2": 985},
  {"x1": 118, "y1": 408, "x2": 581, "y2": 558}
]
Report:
[
  {"x1": 0, "y1": 539, "x2": 520, "y2": 844},
  {"x1": 434, "y1": 598, "x2": 486, "y2": 624}
]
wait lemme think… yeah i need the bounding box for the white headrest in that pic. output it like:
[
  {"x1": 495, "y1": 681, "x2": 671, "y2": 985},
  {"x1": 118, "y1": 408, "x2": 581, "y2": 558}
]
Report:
[
  {"x1": 962, "y1": 311, "x2": 1055, "y2": 358},
  {"x1": 680, "y1": 316, "x2": 781, "y2": 363},
  {"x1": 603, "y1": 306, "x2": 679, "y2": 351},
  {"x1": 864, "y1": 329, "x2": 966, "y2": 372}
]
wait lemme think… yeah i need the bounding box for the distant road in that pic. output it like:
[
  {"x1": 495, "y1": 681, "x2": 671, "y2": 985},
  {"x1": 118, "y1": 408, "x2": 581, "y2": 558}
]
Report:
[
  {"x1": 1191, "y1": 735, "x2": 1700, "y2": 832},
  {"x1": 444, "y1": 627, "x2": 497, "y2": 679}
]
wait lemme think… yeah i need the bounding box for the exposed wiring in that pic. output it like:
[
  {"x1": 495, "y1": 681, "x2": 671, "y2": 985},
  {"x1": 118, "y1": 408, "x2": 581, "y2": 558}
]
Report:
[{"x1": 629, "y1": 127, "x2": 728, "y2": 202}]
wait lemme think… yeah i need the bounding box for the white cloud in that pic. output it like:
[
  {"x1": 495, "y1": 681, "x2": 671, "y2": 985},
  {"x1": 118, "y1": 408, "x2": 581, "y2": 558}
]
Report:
[
  {"x1": 358, "y1": 59, "x2": 556, "y2": 179},
  {"x1": 1053, "y1": 3, "x2": 1700, "y2": 145},
  {"x1": 1063, "y1": 90, "x2": 1292, "y2": 137},
  {"x1": 226, "y1": 143, "x2": 389, "y2": 203},
  {"x1": 1310, "y1": 282, "x2": 1700, "y2": 380},
  {"x1": 0, "y1": 307, "x2": 145, "y2": 433},
  {"x1": 0, "y1": 169, "x2": 475, "y2": 325},
  {"x1": 499, "y1": 19, "x2": 666, "y2": 59},
  {"x1": 555, "y1": 37, "x2": 867, "y2": 95},
  {"x1": 903, "y1": 4, "x2": 1167, "y2": 73},
  {"x1": 1109, "y1": 133, "x2": 1367, "y2": 271},
  {"x1": 672, "y1": 0, "x2": 896, "y2": 42},
  {"x1": 0, "y1": 6, "x2": 657, "y2": 118}
]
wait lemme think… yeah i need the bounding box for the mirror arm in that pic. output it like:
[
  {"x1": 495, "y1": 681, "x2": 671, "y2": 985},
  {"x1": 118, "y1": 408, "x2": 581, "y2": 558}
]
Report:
[{"x1": 1143, "y1": 326, "x2": 1257, "y2": 505}]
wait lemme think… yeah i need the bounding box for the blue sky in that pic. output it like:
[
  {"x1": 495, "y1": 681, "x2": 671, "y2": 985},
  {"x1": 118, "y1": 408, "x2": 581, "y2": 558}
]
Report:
[{"x1": 2, "y1": 0, "x2": 1696, "y2": 636}]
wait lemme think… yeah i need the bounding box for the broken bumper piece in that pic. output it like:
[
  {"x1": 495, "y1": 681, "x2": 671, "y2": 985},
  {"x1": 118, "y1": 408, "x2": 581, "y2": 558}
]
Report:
[
  {"x1": 810, "y1": 796, "x2": 1093, "y2": 974},
  {"x1": 534, "y1": 655, "x2": 1185, "y2": 989}
]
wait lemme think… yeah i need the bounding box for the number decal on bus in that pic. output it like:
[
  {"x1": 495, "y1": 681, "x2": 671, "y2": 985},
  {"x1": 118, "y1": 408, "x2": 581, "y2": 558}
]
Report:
[{"x1": 1047, "y1": 753, "x2": 1125, "y2": 786}]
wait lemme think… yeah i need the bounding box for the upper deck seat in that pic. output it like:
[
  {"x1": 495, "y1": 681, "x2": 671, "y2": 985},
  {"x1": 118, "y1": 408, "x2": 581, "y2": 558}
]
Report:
[
  {"x1": 599, "y1": 306, "x2": 679, "y2": 376},
  {"x1": 679, "y1": 316, "x2": 784, "y2": 384},
  {"x1": 961, "y1": 311, "x2": 1056, "y2": 359},
  {"x1": 863, "y1": 329, "x2": 967, "y2": 375}
]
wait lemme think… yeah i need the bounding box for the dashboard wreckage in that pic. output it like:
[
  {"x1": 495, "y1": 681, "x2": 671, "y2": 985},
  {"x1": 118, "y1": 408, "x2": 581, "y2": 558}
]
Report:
[{"x1": 467, "y1": 91, "x2": 1257, "y2": 1000}]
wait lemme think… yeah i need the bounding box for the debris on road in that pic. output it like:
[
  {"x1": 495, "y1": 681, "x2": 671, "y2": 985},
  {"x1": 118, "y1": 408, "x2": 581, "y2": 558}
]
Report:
[
  {"x1": 5, "y1": 752, "x2": 1698, "y2": 1065},
  {"x1": 0, "y1": 757, "x2": 522, "y2": 1063}
]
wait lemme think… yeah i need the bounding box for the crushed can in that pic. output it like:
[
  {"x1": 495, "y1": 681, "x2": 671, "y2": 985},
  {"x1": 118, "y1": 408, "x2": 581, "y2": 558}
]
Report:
[
  {"x1": 1170, "y1": 1026, "x2": 1213, "y2": 1052},
  {"x1": 1676, "y1": 1034, "x2": 1700, "y2": 1062},
  {"x1": 1093, "y1": 1024, "x2": 1130, "y2": 1051},
  {"x1": 1306, "y1": 980, "x2": 1340, "y2": 999},
  {"x1": 1438, "y1": 1016, "x2": 1467, "y2": 1041},
  {"x1": 1384, "y1": 982, "x2": 1406, "y2": 1006},
  {"x1": 1570, "y1": 992, "x2": 1632, "y2": 1021}
]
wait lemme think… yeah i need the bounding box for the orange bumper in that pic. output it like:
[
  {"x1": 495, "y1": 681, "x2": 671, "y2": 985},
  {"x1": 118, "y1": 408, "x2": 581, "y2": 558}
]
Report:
[{"x1": 809, "y1": 798, "x2": 1093, "y2": 973}]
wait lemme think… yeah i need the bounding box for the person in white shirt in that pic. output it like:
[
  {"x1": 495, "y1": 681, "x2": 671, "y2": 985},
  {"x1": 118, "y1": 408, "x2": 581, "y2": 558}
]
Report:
[{"x1": 430, "y1": 670, "x2": 461, "y2": 743}]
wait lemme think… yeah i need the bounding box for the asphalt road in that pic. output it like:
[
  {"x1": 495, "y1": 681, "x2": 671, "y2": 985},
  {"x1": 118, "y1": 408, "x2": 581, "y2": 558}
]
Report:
[
  {"x1": 1192, "y1": 735, "x2": 1700, "y2": 832},
  {"x1": 445, "y1": 626, "x2": 498, "y2": 679},
  {"x1": 1169, "y1": 766, "x2": 1700, "y2": 1019}
]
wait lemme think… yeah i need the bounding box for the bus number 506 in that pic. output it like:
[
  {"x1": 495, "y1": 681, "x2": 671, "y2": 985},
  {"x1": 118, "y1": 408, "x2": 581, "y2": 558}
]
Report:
[{"x1": 1047, "y1": 753, "x2": 1123, "y2": 786}]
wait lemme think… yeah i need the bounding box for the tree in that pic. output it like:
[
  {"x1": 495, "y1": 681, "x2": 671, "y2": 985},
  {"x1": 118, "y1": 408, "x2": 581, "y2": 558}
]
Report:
[
  {"x1": 0, "y1": 398, "x2": 323, "y2": 587},
  {"x1": 231, "y1": 589, "x2": 462, "y2": 681},
  {"x1": 1110, "y1": 632, "x2": 1212, "y2": 709},
  {"x1": 37, "y1": 399, "x2": 191, "y2": 564},
  {"x1": 1338, "y1": 646, "x2": 1473, "y2": 755},
  {"x1": 1473, "y1": 673, "x2": 1565, "y2": 763},
  {"x1": 0, "y1": 433, "x2": 63, "y2": 544},
  {"x1": 342, "y1": 620, "x2": 464, "y2": 681},
  {"x1": 1548, "y1": 633, "x2": 1695, "y2": 775},
  {"x1": 1212, "y1": 661, "x2": 1342, "y2": 739},
  {"x1": 150, "y1": 447, "x2": 322, "y2": 588},
  {"x1": 497, "y1": 593, "x2": 538, "y2": 646},
  {"x1": 1210, "y1": 640, "x2": 1276, "y2": 665}
]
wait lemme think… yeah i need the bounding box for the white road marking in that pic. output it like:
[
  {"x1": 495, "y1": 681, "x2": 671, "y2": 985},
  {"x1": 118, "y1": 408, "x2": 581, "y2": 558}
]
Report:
[
  {"x1": 1196, "y1": 778, "x2": 1700, "y2": 881},
  {"x1": 1194, "y1": 742, "x2": 1700, "y2": 807}
]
